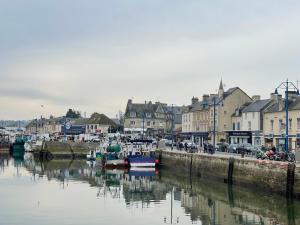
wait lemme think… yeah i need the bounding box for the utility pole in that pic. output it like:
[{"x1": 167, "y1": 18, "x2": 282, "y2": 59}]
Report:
[
  {"x1": 275, "y1": 79, "x2": 300, "y2": 152},
  {"x1": 142, "y1": 100, "x2": 146, "y2": 140},
  {"x1": 171, "y1": 104, "x2": 174, "y2": 150},
  {"x1": 213, "y1": 97, "x2": 216, "y2": 149}
]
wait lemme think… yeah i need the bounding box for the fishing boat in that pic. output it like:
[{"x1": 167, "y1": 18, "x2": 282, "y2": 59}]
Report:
[
  {"x1": 0, "y1": 132, "x2": 10, "y2": 152},
  {"x1": 86, "y1": 144, "x2": 106, "y2": 161},
  {"x1": 11, "y1": 136, "x2": 26, "y2": 159},
  {"x1": 126, "y1": 140, "x2": 159, "y2": 168},
  {"x1": 103, "y1": 143, "x2": 127, "y2": 168}
]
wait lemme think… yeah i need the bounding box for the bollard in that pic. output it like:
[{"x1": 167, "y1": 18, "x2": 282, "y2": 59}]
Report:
[
  {"x1": 227, "y1": 157, "x2": 235, "y2": 185},
  {"x1": 286, "y1": 163, "x2": 295, "y2": 199}
]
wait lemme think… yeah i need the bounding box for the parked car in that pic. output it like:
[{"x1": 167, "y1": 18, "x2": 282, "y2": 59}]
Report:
[
  {"x1": 181, "y1": 140, "x2": 197, "y2": 150},
  {"x1": 216, "y1": 142, "x2": 229, "y2": 152},
  {"x1": 235, "y1": 143, "x2": 255, "y2": 154},
  {"x1": 228, "y1": 144, "x2": 239, "y2": 153}
]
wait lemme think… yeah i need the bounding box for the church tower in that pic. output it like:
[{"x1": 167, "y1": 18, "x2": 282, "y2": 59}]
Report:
[{"x1": 218, "y1": 79, "x2": 224, "y2": 97}]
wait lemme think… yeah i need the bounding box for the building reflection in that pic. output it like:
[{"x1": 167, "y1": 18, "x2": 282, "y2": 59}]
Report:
[{"x1": 18, "y1": 154, "x2": 299, "y2": 225}]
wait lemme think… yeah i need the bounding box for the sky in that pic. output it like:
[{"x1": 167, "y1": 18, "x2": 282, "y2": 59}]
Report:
[{"x1": 1, "y1": 0, "x2": 300, "y2": 120}]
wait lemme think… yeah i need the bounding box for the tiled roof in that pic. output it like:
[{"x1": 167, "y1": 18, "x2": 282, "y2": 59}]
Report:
[
  {"x1": 242, "y1": 99, "x2": 273, "y2": 113},
  {"x1": 265, "y1": 97, "x2": 300, "y2": 113}
]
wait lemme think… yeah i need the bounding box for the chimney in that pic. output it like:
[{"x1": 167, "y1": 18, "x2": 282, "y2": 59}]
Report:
[
  {"x1": 270, "y1": 93, "x2": 282, "y2": 101},
  {"x1": 252, "y1": 95, "x2": 261, "y2": 101},
  {"x1": 202, "y1": 94, "x2": 209, "y2": 103},
  {"x1": 288, "y1": 91, "x2": 298, "y2": 101},
  {"x1": 191, "y1": 96, "x2": 199, "y2": 105}
]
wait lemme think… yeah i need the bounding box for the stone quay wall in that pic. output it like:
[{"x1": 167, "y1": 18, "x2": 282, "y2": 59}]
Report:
[{"x1": 157, "y1": 150, "x2": 300, "y2": 198}]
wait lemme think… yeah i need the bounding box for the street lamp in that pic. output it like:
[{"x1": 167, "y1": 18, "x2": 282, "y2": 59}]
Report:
[
  {"x1": 171, "y1": 104, "x2": 175, "y2": 150},
  {"x1": 274, "y1": 79, "x2": 300, "y2": 152},
  {"x1": 212, "y1": 97, "x2": 223, "y2": 149}
]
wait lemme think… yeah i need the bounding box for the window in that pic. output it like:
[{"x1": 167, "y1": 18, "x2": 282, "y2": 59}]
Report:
[
  {"x1": 271, "y1": 120, "x2": 274, "y2": 131},
  {"x1": 91, "y1": 125, "x2": 94, "y2": 130},
  {"x1": 237, "y1": 122, "x2": 240, "y2": 131},
  {"x1": 153, "y1": 121, "x2": 155, "y2": 126},
  {"x1": 130, "y1": 112, "x2": 136, "y2": 118},
  {"x1": 297, "y1": 118, "x2": 300, "y2": 130},
  {"x1": 95, "y1": 125, "x2": 97, "y2": 130},
  {"x1": 130, "y1": 121, "x2": 135, "y2": 125},
  {"x1": 147, "y1": 121, "x2": 151, "y2": 126},
  {"x1": 252, "y1": 112, "x2": 255, "y2": 119},
  {"x1": 289, "y1": 119, "x2": 292, "y2": 130},
  {"x1": 146, "y1": 113, "x2": 151, "y2": 118},
  {"x1": 233, "y1": 123, "x2": 236, "y2": 130},
  {"x1": 279, "y1": 119, "x2": 283, "y2": 130},
  {"x1": 248, "y1": 121, "x2": 251, "y2": 131},
  {"x1": 87, "y1": 125, "x2": 89, "y2": 129}
]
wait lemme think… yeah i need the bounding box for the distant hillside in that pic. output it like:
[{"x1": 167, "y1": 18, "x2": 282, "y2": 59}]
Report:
[{"x1": 0, "y1": 120, "x2": 30, "y2": 128}]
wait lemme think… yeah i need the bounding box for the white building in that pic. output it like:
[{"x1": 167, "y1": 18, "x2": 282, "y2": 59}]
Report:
[{"x1": 228, "y1": 96, "x2": 273, "y2": 146}]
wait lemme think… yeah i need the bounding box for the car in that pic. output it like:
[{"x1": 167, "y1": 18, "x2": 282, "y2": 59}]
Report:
[
  {"x1": 161, "y1": 139, "x2": 173, "y2": 146},
  {"x1": 91, "y1": 138, "x2": 101, "y2": 142},
  {"x1": 181, "y1": 140, "x2": 197, "y2": 150},
  {"x1": 216, "y1": 142, "x2": 229, "y2": 152},
  {"x1": 236, "y1": 143, "x2": 254, "y2": 154},
  {"x1": 228, "y1": 144, "x2": 239, "y2": 153}
]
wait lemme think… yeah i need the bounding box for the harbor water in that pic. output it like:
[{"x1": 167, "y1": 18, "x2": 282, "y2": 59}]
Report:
[{"x1": 0, "y1": 153, "x2": 299, "y2": 225}]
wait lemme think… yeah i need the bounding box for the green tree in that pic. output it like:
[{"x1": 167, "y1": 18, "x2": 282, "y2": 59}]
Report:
[{"x1": 66, "y1": 109, "x2": 81, "y2": 118}]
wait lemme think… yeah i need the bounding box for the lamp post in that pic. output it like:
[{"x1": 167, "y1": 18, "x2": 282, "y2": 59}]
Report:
[
  {"x1": 275, "y1": 79, "x2": 300, "y2": 152},
  {"x1": 142, "y1": 101, "x2": 146, "y2": 140},
  {"x1": 212, "y1": 97, "x2": 223, "y2": 149},
  {"x1": 171, "y1": 104, "x2": 174, "y2": 150}
]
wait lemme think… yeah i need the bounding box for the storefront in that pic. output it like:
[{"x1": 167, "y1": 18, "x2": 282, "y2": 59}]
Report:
[
  {"x1": 252, "y1": 131, "x2": 263, "y2": 146},
  {"x1": 179, "y1": 132, "x2": 209, "y2": 147},
  {"x1": 226, "y1": 131, "x2": 252, "y2": 144}
]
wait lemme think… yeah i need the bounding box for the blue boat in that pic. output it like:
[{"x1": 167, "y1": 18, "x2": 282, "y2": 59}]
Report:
[{"x1": 126, "y1": 140, "x2": 158, "y2": 168}]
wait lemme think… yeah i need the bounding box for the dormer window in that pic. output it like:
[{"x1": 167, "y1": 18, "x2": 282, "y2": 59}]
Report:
[
  {"x1": 146, "y1": 112, "x2": 151, "y2": 118},
  {"x1": 130, "y1": 112, "x2": 136, "y2": 118}
]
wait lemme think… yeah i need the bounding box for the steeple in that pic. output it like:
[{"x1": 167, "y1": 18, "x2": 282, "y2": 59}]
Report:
[{"x1": 218, "y1": 79, "x2": 224, "y2": 97}]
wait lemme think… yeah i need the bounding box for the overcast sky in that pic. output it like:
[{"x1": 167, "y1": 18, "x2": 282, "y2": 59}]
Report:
[{"x1": 1, "y1": 0, "x2": 300, "y2": 120}]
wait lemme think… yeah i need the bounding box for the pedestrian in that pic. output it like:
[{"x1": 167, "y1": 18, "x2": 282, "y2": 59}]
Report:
[{"x1": 184, "y1": 142, "x2": 188, "y2": 151}]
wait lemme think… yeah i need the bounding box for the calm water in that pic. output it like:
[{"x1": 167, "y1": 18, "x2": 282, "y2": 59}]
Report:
[{"x1": 0, "y1": 153, "x2": 299, "y2": 225}]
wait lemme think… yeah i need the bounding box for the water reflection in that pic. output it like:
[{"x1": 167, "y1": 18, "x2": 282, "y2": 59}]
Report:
[{"x1": 0, "y1": 153, "x2": 299, "y2": 225}]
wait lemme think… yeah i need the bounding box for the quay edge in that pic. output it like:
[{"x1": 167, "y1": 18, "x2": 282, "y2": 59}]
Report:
[{"x1": 156, "y1": 150, "x2": 300, "y2": 198}]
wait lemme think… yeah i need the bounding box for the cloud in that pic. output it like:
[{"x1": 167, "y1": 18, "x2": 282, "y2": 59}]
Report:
[{"x1": 1, "y1": 1, "x2": 300, "y2": 119}]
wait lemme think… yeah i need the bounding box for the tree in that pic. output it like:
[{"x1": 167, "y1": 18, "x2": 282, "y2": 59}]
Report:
[{"x1": 66, "y1": 109, "x2": 81, "y2": 118}]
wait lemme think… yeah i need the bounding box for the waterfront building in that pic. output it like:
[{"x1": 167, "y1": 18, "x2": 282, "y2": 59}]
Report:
[
  {"x1": 124, "y1": 99, "x2": 183, "y2": 137},
  {"x1": 209, "y1": 81, "x2": 253, "y2": 143},
  {"x1": 25, "y1": 117, "x2": 62, "y2": 135},
  {"x1": 85, "y1": 113, "x2": 117, "y2": 134},
  {"x1": 263, "y1": 92, "x2": 300, "y2": 151},
  {"x1": 227, "y1": 96, "x2": 273, "y2": 145},
  {"x1": 181, "y1": 95, "x2": 211, "y2": 145},
  {"x1": 71, "y1": 113, "x2": 117, "y2": 134}
]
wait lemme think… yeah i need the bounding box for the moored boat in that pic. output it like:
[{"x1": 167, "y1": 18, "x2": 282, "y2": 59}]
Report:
[
  {"x1": 103, "y1": 143, "x2": 127, "y2": 168},
  {"x1": 12, "y1": 136, "x2": 26, "y2": 159},
  {"x1": 126, "y1": 140, "x2": 158, "y2": 168}
]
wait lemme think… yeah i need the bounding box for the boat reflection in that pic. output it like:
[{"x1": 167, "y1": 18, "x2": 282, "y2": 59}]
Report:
[{"x1": 2, "y1": 154, "x2": 297, "y2": 225}]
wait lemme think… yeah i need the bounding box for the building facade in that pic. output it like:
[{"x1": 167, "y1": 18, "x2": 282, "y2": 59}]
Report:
[
  {"x1": 209, "y1": 81, "x2": 253, "y2": 144},
  {"x1": 263, "y1": 93, "x2": 300, "y2": 151},
  {"x1": 124, "y1": 99, "x2": 183, "y2": 137}
]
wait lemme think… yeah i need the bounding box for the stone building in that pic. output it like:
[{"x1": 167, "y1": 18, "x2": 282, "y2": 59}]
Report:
[
  {"x1": 210, "y1": 80, "x2": 253, "y2": 143},
  {"x1": 124, "y1": 99, "x2": 183, "y2": 137},
  {"x1": 181, "y1": 95, "x2": 211, "y2": 145},
  {"x1": 85, "y1": 113, "x2": 117, "y2": 134},
  {"x1": 25, "y1": 117, "x2": 62, "y2": 135},
  {"x1": 263, "y1": 92, "x2": 300, "y2": 151}
]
